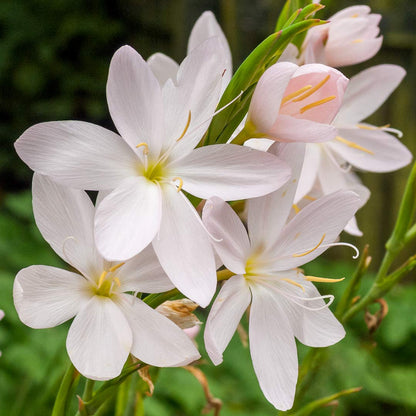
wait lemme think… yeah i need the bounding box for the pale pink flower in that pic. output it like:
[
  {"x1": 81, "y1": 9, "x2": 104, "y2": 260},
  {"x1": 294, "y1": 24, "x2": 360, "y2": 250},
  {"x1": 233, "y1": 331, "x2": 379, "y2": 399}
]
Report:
[
  {"x1": 14, "y1": 174, "x2": 200, "y2": 380},
  {"x1": 301, "y1": 5, "x2": 382, "y2": 67},
  {"x1": 202, "y1": 143, "x2": 360, "y2": 410},
  {"x1": 243, "y1": 62, "x2": 348, "y2": 143},
  {"x1": 15, "y1": 43, "x2": 290, "y2": 307}
]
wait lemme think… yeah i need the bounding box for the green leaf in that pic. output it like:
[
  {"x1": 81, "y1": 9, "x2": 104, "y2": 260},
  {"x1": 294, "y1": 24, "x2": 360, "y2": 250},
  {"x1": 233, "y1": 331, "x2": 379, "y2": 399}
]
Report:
[{"x1": 275, "y1": 0, "x2": 301, "y2": 31}]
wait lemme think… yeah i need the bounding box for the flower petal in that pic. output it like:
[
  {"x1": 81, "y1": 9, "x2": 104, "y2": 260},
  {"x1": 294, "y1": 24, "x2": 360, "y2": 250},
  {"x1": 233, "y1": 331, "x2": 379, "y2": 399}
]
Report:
[
  {"x1": 328, "y1": 127, "x2": 412, "y2": 172},
  {"x1": 205, "y1": 275, "x2": 251, "y2": 365},
  {"x1": 117, "y1": 245, "x2": 174, "y2": 293},
  {"x1": 202, "y1": 197, "x2": 250, "y2": 274},
  {"x1": 14, "y1": 265, "x2": 90, "y2": 329},
  {"x1": 269, "y1": 190, "x2": 361, "y2": 270},
  {"x1": 67, "y1": 296, "x2": 132, "y2": 380},
  {"x1": 294, "y1": 143, "x2": 321, "y2": 202},
  {"x1": 334, "y1": 65, "x2": 406, "y2": 125},
  {"x1": 249, "y1": 283, "x2": 298, "y2": 411},
  {"x1": 15, "y1": 121, "x2": 138, "y2": 190},
  {"x1": 33, "y1": 174, "x2": 103, "y2": 278},
  {"x1": 107, "y1": 45, "x2": 164, "y2": 158},
  {"x1": 95, "y1": 177, "x2": 162, "y2": 261},
  {"x1": 170, "y1": 144, "x2": 291, "y2": 200},
  {"x1": 152, "y1": 185, "x2": 216, "y2": 307},
  {"x1": 117, "y1": 294, "x2": 200, "y2": 366},
  {"x1": 147, "y1": 52, "x2": 179, "y2": 86}
]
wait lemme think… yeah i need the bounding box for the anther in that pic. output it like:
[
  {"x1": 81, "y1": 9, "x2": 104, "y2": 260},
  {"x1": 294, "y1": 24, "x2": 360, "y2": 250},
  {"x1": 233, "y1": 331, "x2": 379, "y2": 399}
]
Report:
[
  {"x1": 292, "y1": 75, "x2": 330, "y2": 102},
  {"x1": 282, "y1": 278, "x2": 305, "y2": 292},
  {"x1": 304, "y1": 276, "x2": 345, "y2": 283},
  {"x1": 336, "y1": 136, "x2": 374, "y2": 155},
  {"x1": 300, "y1": 96, "x2": 336, "y2": 114},
  {"x1": 109, "y1": 262, "x2": 125, "y2": 273},
  {"x1": 304, "y1": 195, "x2": 316, "y2": 201},
  {"x1": 98, "y1": 271, "x2": 108, "y2": 287},
  {"x1": 281, "y1": 85, "x2": 313, "y2": 105},
  {"x1": 352, "y1": 39, "x2": 363, "y2": 43},
  {"x1": 172, "y1": 177, "x2": 184, "y2": 192},
  {"x1": 113, "y1": 277, "x2": 121, "y2": 287},
  {"x1": 136, "y1": 142, "x2": 149, "y2": 155},
  {"x1": 292, "y1": 234, "x2": 326, "y2": 257},
  {"x1": 292, "y1": 204, "x2": 300, "y2": 214},
  {"x1": 176, "y1": 111, "x2": 192, "y2": 142}
]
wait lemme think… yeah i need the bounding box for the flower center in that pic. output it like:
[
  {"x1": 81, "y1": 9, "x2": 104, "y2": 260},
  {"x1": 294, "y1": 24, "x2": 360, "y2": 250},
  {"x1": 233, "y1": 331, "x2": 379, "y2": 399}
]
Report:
[{"x1": 94, "y1": 262, "x2": 124, "y2": 297}]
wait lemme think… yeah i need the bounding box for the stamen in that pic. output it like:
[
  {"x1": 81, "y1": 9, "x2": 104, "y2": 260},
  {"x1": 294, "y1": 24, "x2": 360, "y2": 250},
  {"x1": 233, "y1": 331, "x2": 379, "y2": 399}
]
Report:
[
  {"x1": 357, "y1": 124, "x2": 403, "y2": 138},
  {"x1": 300, "y1": 96, "x2": 336, "y2": 114},
  {"x1": 320, "y1": 242, "x2": 360, "y2": 259},
  {"x1": 292, "y1": 204, "x2": 300, "y2": 214},
  {"x1": 304, "y1": 195, "x2": 316, "y2": 201},
  {"x1": 282, "y1": 278, "x2": 305, "y2": 292},
  {"x1": 98, "y1": 271, "x2": 108, "y2": 287},
  {"x1": 172, "y1": 177, "x2": 183, "y2": 192},
  {"x1": 336, "y1": 136, "x2": 374, "y2": 155},
  {"x1": 352, "y1": 39, "x2": 363, "y2": 43},
  {"x1": 292, "y1": 234, "x2": 326, "y2": 257},
  {"x1": 351, "y1": 13, "x2": 359, "y2": 17},
  {"x1": 304, "y1": 276, "x2": 345, "y2": 283},
  {"x1": 292, "y1": 75, "x2": 330, "y2": 102},
  {"x1": 176, "y1": 111, "x2": 192, "y2": 142},
  {"x1": 136, "y1": 142, "x2": 149, "y2": 155},
  {"x1": 109, "y1": 262, "x2": 125, "y2": 273},
  {"x1": 113, "y1": 277, "x2": 121, "y2": 287},
  {"x1": 281, "y1": 85, "x2": 313, "y2": 105}
]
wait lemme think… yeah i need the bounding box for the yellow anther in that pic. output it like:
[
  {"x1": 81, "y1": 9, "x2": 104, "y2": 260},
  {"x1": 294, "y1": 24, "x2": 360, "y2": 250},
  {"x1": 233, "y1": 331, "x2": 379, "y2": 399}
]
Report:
[
  {"x1": 113, "y1": 277, "x2": 121, "y2": 287},
  {"x1": 352, "y1": 39, "x2": 363, "y2": 43},
  {"x1": 136, "y1": 142, "x2": 149, "y2": 155},
  {"x1": 292, "y1": 204, "x2": 300, "y2": 214},
  {"x1": 172, "y1": 177, "x2": 183, "y2": 192},
  {"x1": 357, "y1": 123, "x2": 390, "y2": 130},
  {"x1": 281, "y1": 85, "x2": 313, "y2": 105},
  {"x1": 98, "y1": 271, "x2": 108, "y2": 287},
  {"x1": 335, "y1": 136, "x2": 374, "y2": 155},
  {"x1": 109, "y1": 262, "x2": 125, "y2": 273},
  {"x1": 300, "y1": 96, "x2": 336, "y2": 114},
  {"x1": 292, "y1": 233, "x2": 326, "y2": 257},
  {"x1": 282, "y1": 278, "x2": 305, "y2": 292},
  {"x1": 351, "y1": 13, "x2": 359, "y2": 17},
  {"x1": 304, "y1": 195, "x2": 316, "y2": 201},
  {"x1": 293, "y1": 75, "x2": 330, "y2": 102},
  {"x1": 176, "y1": 111, "x2": 192, "y2": 142},
  {"x1": 304, "y1": 276, "x2": 345, "y2": 283}
]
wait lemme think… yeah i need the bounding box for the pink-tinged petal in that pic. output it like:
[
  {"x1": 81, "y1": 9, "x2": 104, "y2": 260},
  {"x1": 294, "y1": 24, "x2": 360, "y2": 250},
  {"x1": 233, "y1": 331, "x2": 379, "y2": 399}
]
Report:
[
  {"x1": 188, "y1": 11, "x2": 232, "y2": 88},
  {"x1": 117, "y1": 245, "x2": 174, "y2": 293},
  {"x1": 14, "y1": 266, "x2": 90, "y2": 329},
  {"x1": 345, "y1": 215, "x2": 363, "y2": 237},
  {"x1": 247, "y1": 62, "x2": 298, "y2": 132},
  {"x1": 205, "y1": 275, "x2": 251, "y2": 365},
  {"x1": 249, "y1": 283, "x2": 298, "y2": 411},
  {"x1": 33, "y1": 174, "x2": 103, "y2": 278},
  {"x1": 162, "y1": 38, "x2": 225, "y2": 157},
  {"x1": 107, "y1": 45, "x2": 164, "y2": 158},
  {"x1": 248, "y1": 143, "x2": 305, "y2": 252},
  {"x1": 147, "y1": 52, "x2": 179, "y2": 86},
  {"x1": 95, "y1": 177, "x2": 162, "y2": 261},
  {"x1": 152, "y1": 185, "x2": 216, "y2": 307},
  {"x1": 170, "y1": 144, "x2": 291, "y2": 200},
  {"x1": 334, "y1": 65, "x2": 406, "y2": 125},
  {"x1": 117, "y1": 294, "x2": 200, "y2": 366},
  {"x1": 330, "y1": 5, "x2": 371, "y2": 20},
  {"x1": 15, "y1": 121, "x2": 138, "y2": 190},
  {"x1": 294, "y1": 144, "x2": 321, "y2": 202},
  {"x1": 269, "y1": 115, "x2": 337, "y2": 143},
  {"x1": 202, "y1": 197, "x2": 250, "y2": 275},
  {"x1": 278, "y1": 43, "x2": 299, "y2": 64},
  {"x1": 67, "y1": 296, "x2": 132, "y2": 381},
  {"x1": 269, "y1": 190, "x2": 361, "y2": 270},
  {"x1": 328, "y1": 127, "x2": 412, "y2": 172}
]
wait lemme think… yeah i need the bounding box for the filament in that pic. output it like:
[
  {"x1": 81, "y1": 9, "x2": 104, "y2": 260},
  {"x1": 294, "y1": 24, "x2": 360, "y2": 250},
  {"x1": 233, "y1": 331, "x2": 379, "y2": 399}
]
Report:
[
  {"x1": 282, "y1": 278, "x2": 305, "y2": 291},
  {"x1": 292, "y1": 234, "x2": 326, "y2": 257},
  {"x1": 176, "y1": 111, "x2": 192, "y2": 142},
  {"x1": 300, "y1": 96, "x2": 336, "y2": 114},
  {"x1": 109, "y1": 262, "x2": 125, "y2": 273},
  {"x1": 136, "y1": 142, "x2": 149, "y2": 155},
  {"x1": 320, "y1": 242, "x2": 360, "y2": 259}
]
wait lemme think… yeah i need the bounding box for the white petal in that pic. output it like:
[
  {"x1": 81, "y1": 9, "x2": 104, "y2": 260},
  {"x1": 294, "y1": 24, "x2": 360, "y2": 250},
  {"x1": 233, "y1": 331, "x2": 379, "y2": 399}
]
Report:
[
  {"x1": 328, "y1": 127, "x2": 412, "y2": 172},
  {"x1": 269, "y1": 190, "x2": 361, "y2": 269},
  {"x1": 247, "y1": 62, "x2": 298, "y2": 132},
  {"x1": 249, "y1": 283, "x2": 298, "y2": 411},
  {"x1": 147, "y1": 52, "x2": 179, "y2": 86},
  {"x1": 202, "y1": 197, "x2": 250, "y2": 274},
  {"x1": 95, "y1": 177, "x2": 162, "y2": 261},
  {"x1": 117, "y1": 294, "x2": 200, "y2": 367},
  {"x1": 170, "y1": 144, "x2": 291, "y2": 200},
  {"x1": 117, "y1": 245, "x2": 174, "y2": 293},
  {"x1": 67, "y1": 296, "x2": 132, "y2": 380},
  {"x1": 344, "y1": 215, "x2": 363, "y2": 237},
  {"x1": 15, "y1": 121, "x2": 138, "y2": 189},
  {"x1": 334, "y1": 64, "x2": 406, "y2": 125},
  {"x1": 33, "y1": 174, "x2": 103, "y2": 278},
  {"x1": 14, "y1": 265, "x2": 90, "y2": 329},
  {"x1": 294, "y1": 143, "x2": 321, "y2": 202},
  {"x1": 152, "y1": 185, "x2": 216, "y2": 307},
  {"x1": 107, "y1": 45, "x2": 164, "y2": 158},
  {"x1": 247, "y1": 143, "x2": 305, "y2": 252},
  {"x1": 204, "y1": 275, "x2": 251, "y2": 365}
]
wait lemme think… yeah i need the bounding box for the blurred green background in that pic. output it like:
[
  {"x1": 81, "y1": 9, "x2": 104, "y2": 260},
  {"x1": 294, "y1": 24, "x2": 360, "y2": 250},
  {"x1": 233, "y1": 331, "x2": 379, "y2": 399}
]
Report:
[{"x1": 0, "y1": 0, "x2": 416, "y2": 415}]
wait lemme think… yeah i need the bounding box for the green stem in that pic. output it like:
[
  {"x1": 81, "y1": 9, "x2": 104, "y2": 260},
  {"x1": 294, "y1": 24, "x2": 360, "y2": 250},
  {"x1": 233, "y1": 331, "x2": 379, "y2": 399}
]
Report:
[
  {"x1": 52, "y1": 363, "x2": 78, "y2": 416},
  {"x1": 83, "y1": 379, "x2": 95, "y2": 403}
]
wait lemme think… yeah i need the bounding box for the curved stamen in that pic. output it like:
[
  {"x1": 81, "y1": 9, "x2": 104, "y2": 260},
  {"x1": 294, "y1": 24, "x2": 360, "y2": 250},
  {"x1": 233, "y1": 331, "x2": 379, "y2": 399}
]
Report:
[
  {"x1": 320, "y1": 242, "x2": 360, "y2": 259},
  {"x1": 172, "y1": 177, "x2": 184, "y2": 192},
  {"x1": 292, "y1": 234, "x2": 326, "y2": 257},
  {"x1": 176, "y1": 111, "x2": 192, "y2": 142},
  {"x1": 136, "y1": 142, "x2": 149, "y2": 155},
  {"x1": 282, "y1": 278, "x2": 305, "y2": 292},
  {"x1": 304, "y1": 275, "x2": 345, "y2": 283}
]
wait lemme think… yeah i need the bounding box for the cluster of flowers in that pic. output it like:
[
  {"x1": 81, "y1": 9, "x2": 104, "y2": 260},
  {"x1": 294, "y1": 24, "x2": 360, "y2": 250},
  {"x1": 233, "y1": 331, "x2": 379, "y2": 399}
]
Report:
[{"x1": 12, "y1": 5, "x2": 412, "y2": 411}]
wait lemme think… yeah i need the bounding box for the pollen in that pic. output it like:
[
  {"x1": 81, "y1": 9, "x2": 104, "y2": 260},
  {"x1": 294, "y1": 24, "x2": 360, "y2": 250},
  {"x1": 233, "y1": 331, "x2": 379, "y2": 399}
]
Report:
[
  {"x1": 335, "y1": 136, "x2": 374, "y2": 155},
  {"x1": 292, "y1": 74, "x2": 330, "y2": 102},
  {"x1": 292, "y1": 233, "x2": 326, "y2": 257},
  {"x1": 300, "y1": 96, "x2": 336, "y2": 114}
]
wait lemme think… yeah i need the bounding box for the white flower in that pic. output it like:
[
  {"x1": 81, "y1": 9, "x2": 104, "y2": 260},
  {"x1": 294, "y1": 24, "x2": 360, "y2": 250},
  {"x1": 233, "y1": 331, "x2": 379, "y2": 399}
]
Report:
[
  {"x1": 202, "y1": 143, "x2": 361, "y2": 410},
  {"x1": 15, "y1": 42, "x2": 290, "y2": 307},
  {"x1": 13, "y1": 174, "x2": 200, "y2": 381}
]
